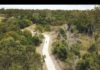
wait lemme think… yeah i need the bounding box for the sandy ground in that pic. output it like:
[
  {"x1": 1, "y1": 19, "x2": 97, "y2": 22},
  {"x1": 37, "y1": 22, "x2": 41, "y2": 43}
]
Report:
[
  {"x1": 42, "y1": 33, "x2": 56, "y2": 70},
  {"x1": 48, "y1": 31, "x2": 65, "y2": 70}
]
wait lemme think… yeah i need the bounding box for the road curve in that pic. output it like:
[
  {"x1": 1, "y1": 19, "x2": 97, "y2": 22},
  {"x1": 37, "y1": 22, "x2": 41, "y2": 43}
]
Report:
[{"x1": 42, "y1": 34, "x2": 56, "y2": 70}]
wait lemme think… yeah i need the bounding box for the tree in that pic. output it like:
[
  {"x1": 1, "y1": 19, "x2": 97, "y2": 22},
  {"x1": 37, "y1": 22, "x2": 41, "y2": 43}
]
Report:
[
  {"x1": 59, "y1": 28, "x2": 66, "y2": 39},
  {"x1": 18, "y1": 19, "x2": 32, "y2": 29},
  {"x1": 52, "y1": 41, "x2": 68, "y2": 61},
  {"x1": 32, "y1": 35, "x2": 42, "y2": 46},
  {"x1": 76, "y1": 53, "x2": 100, "y2": 70},
  {"x1": 0, "y1": 31, "x2": 43, "y2": 70}
]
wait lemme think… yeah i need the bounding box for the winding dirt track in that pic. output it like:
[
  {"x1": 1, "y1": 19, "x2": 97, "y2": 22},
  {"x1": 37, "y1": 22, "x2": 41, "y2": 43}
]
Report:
[{"x1": 42, "y1": 34, "x2": 56, "y2": 70}]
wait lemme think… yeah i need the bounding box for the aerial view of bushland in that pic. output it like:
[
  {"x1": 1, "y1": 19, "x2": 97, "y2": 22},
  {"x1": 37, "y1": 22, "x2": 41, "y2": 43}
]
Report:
[{"x1": 0, "y1": 5, "x2": 99, "y2": 70}]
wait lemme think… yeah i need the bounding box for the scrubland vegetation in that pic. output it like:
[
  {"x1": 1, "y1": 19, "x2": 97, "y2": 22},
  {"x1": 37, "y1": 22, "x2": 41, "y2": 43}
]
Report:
[{"x1": 0, "y1": 6, "x2": 100, "y2": 70}]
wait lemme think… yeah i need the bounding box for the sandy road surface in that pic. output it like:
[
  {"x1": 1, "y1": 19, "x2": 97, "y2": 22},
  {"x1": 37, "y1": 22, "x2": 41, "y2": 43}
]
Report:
[{"x1": 42, "y1": 34, "x2": 56, "y2": 70}]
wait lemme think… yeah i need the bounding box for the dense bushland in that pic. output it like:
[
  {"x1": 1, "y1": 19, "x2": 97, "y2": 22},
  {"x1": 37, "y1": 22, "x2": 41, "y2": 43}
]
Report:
[{"x1": 0, "y1": 6, "x2": 100, "y2": 70}]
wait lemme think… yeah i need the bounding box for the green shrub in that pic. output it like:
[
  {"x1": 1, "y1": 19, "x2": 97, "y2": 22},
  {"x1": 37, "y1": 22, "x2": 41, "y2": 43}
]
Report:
[
  {"x1": 52, "y1": 41, "x2": 68, "y2": 61},
  {"x1": 32, "y1": 35, "x2": 42, "y2": 46}
]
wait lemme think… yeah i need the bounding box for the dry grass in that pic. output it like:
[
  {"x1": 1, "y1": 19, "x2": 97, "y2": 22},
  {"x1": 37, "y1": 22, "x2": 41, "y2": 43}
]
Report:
[
  {"x1": 78, "y1": 34, "x2": 95, "y2": 56},
  {"x1": 0, "y1": 16, "x2": 5, "y2": 22},
  {"x1": 79, "y1": 34, "x2": 93, "y2": 50}
]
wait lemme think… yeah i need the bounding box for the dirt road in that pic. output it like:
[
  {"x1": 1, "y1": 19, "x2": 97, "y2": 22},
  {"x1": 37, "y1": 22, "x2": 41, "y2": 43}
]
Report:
[{"x1": 42, "y1": 34, "x2": 56, "y2": 70}]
